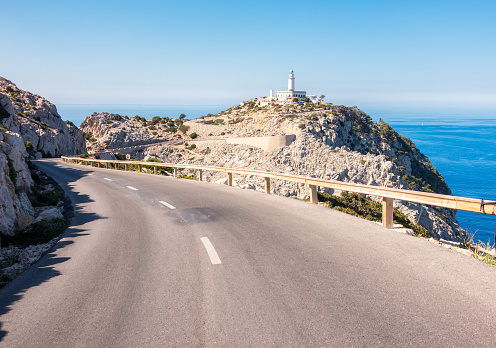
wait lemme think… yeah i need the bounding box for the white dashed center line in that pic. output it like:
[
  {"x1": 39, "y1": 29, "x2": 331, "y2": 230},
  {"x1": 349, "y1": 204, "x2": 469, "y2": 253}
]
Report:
[
  {"x1": 159, "y1": 201, "x2": 176, "y2": 210},
  {"x1": 126, "y1": 186, "x2": 139, "y2": 191},
  {"x1": 104, "y1": 178, "x2": 112, "y2": 181},
  {"x1": 200, "y1": 237, "x2": 222, "y2": 265}
]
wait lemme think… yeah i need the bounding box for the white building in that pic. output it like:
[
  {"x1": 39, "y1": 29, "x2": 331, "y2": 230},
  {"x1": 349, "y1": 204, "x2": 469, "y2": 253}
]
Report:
[{"x1": 260, "y1": 70, "x2": 323, "y2": 106}]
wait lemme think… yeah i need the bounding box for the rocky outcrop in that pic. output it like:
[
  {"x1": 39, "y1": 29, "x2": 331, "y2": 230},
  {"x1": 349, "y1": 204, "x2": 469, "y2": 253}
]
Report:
[
  {"x1": 0, "y1": 76, "x2": 83, "y2": 237},
  {"x1": 0, "y1": 77, "x2": 86, "y2": 158},
  {"x1": 79, "y1": 112, "x2": 182, "y2": 152},
  {"x1": 0, "y1": 131, "x2": 34, "y2": 235}
]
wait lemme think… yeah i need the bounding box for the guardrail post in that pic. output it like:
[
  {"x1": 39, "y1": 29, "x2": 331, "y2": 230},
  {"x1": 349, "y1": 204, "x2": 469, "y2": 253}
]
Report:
[
  {"x1": 265, "y1": 177, "x2": 271, "y2": 194},
  {"x1": 228, "y1": 172, "x2": 233, "y2": 186},
  {"x1": 138, "y1": 164, "x2": 142, "y2": 172},
  {"x1": 105, "y1": 162, "x2": 109, "y2": 169},
  {"x1": 199, "y1": 169, "x2": 203, "y2": 182},
  {"x1": 309, "y1": 184, "x2": 318, "y2": 204},
  {"x1": 173, "y1": 168, "x2": 177, "y2": 177},
  {"x1": 382, "y1": 197, "x2": 394, "y2": 229},
  {"x1": 125, "y1": 163, "x2": 128, "y2": 171},
  {"x1": 154, "y1": 165, "x2": 158, "y2": 175}
]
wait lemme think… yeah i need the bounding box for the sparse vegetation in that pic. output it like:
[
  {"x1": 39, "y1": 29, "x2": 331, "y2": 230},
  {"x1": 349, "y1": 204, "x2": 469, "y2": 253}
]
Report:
[
  {"x1": 318, "y1": 191, "x2": 430, "y2": 238},
  {"x1": 1, "y1": 218, "x2": 68, "y2": 248},
  {"x1": 5, "y1": 152, "x2": 17, "y2": 186}
]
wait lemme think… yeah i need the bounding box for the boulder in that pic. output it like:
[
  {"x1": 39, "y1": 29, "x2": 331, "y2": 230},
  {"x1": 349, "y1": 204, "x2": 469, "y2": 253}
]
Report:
[{"x1": 33, "y1": 207, "x2": 64, "y2": 224}]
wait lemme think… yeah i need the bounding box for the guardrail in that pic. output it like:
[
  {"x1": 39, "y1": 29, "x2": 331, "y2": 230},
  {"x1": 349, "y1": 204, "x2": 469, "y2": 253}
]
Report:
[{"x1": 61, "y1": 156, "x2": 496, "y2": 229}]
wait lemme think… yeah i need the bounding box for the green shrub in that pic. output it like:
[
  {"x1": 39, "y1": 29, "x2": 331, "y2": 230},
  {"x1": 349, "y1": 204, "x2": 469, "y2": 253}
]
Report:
[
  {"x1": 1, "y1": 218, "x2": 68, "y2": 248},
  {"x1": 180, "y1": 124, "x2": 190, "y2": 133},
  {"x1": 178, "y1": 175, "x2": 197, "y2": 180},
  {"x1": 80, "y1": 153, "x2": 89, "y2": 158},
  {"x1": 299, "y1": 123, "x2": 306, "y2": 129},
  {"x1": 25, "y1": 141, "x2": 34, "y2": 153},
  {"x1": 149, "y1": 116, "x2": 161, "y2": 125},
  {"x1": 4, "y1": 152, "x2": 17, "y2": 186},
  {"x1": 190, "y1": 132, "x2": 198, "y2": 139},
  {"x1": 29, "y1": 187, "x2": 64, "y2": 207},
  {"x1": 1, "y1": 274, "x2": 13, "y2": 282},
  {"x1": 106, "y1": 120, "x2": 113, "y2": 125}
]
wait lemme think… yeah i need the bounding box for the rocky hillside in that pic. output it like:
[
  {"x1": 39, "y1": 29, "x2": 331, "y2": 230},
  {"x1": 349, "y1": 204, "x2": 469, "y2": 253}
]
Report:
[
  {"x1": 81, "y1": 99, "x2": 465, "y2": 241},
  {"x1": 0, "y1": 77, "x2": 86, "y2": 158},
  {"x1": 0, "y1": 77, "x2": 84, "y2": 238},
  {"x1": 80, "y1": 112, "x2": 185, "y2": 152}
]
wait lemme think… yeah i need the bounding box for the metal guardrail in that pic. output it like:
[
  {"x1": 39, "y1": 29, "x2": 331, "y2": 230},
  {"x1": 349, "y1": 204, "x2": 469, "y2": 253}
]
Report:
[{"x1": 61, "y1": 156, "x2": 496, "y2": 229}]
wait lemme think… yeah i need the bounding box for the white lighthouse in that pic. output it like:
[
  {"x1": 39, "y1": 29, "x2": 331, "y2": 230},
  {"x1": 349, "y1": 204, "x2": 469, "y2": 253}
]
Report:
[
  {"x1": 274, "y1": 69, "x2": 307, "y2": 101},
  {"x1": 288, "y1": 69, "x2": 295, "y2": 91},
  {"x1": 259, "y1": 69, "x2": 322, "y2": 106}
]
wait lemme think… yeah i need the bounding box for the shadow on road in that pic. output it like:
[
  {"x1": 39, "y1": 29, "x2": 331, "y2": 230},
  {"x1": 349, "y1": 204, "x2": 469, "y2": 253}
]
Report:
[{"x1": 0, "y1": 159, "x2": 104, "y2": 342}]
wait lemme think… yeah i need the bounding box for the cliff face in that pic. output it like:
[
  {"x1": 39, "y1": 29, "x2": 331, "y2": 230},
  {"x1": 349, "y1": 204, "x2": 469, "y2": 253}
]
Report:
[
  {"x1": 0, "y1": 77, "x2": 86, "y2": 158},
  {"x1": 81, "y1": 100, "x2": 464, "y2": 241},
  {"x1": 0, "y1": 130, "x2": 34, "y2": 235},
  {"x1": 0, "y1": 77, "x2": 84, "y2": 236}
]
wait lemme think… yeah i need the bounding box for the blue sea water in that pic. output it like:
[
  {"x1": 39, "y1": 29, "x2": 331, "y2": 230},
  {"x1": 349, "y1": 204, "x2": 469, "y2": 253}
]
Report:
[
  {"x1": 58, "y1": 104, "x2": 496, "y2": 244},
  {"x1": 365, "y1": 107, "x2": 496, "y2": 244}
]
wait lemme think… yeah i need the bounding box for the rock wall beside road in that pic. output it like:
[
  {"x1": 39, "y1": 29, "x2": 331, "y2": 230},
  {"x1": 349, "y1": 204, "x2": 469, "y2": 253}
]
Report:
[{"x1": 0, "y1": 76, "x2": 83, "y2": 237}]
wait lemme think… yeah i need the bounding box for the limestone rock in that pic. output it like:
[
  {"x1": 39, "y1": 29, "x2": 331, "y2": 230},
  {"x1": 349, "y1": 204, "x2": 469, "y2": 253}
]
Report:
[
  {"x1": 0, "y1": 77, "x2": 86, "y2": 157},
  {"x1": 0, "y1": 76, "x2": 82, "y2": 238},
  {"x1": 33, "y1": 207, "x2": 64, "y2": 224}
]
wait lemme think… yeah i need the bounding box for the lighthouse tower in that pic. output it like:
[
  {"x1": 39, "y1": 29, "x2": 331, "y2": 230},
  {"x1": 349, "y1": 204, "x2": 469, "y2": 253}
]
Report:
[
  {"x1": 274, "y1": 69, "x2": 307, "y2": 102},
  {"x1": 288, "y1": 69, "x2": 295, "y2": 91}
]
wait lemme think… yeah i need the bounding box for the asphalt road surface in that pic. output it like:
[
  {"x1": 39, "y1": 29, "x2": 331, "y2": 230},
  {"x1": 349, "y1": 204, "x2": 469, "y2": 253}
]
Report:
[{"x1": 2, "y1": 159, "x2": 496, "y2": 347}]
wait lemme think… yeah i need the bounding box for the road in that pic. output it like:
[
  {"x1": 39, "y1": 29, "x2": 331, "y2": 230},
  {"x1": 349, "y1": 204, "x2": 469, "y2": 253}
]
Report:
[{"x1": 1, "y1": 158, "x2": 496, "y2": 347}]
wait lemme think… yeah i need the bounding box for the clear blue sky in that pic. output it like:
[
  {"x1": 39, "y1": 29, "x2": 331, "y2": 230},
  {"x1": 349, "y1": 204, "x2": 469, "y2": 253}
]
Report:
[{"x1": 1, "y1": 0, "x2": 495, "y2": 108}]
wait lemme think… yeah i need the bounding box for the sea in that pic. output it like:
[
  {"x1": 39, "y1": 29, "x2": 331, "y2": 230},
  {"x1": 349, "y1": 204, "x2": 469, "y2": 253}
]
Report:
[{"x1": 57, "y1": 104, "x2": 496, "y2": 244}]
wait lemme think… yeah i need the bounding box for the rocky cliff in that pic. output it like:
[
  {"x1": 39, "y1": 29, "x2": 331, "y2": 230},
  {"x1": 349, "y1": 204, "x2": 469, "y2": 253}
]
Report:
[
  {"x1": 81, "y1": 100, "x2": 465, "y2": 241},
  {"x1": 0, "y1": 77, "x2": 84, "y2": 237},
  {"x1": 0, "y1": 77, "x2": 86, "y2": 158}
]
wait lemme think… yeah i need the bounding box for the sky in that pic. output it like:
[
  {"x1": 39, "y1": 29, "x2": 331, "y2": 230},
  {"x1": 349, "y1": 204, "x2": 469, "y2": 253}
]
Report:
[{"x1": 1, "y1": 0, "x2": 495, "y2": 108}]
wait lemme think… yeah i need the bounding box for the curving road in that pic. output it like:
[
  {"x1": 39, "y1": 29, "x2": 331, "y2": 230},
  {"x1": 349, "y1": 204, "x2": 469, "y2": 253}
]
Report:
[{"x1": 2, "y1": 159, "x2": 496, "y2": 347}]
